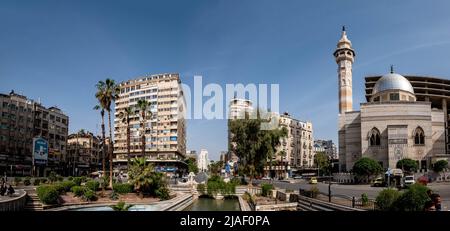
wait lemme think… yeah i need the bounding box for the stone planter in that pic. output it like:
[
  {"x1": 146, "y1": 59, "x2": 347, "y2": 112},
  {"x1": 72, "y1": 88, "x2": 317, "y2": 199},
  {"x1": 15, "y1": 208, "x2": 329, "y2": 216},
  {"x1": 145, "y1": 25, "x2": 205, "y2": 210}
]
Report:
[{"x1": 271, "y1": 189, "x2": 277, "y2": 198}]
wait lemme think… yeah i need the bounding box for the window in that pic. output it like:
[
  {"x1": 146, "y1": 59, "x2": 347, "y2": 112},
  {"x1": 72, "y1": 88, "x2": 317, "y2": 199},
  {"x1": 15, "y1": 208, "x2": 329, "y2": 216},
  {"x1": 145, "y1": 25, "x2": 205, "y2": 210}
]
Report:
[
  {"x1": 414, "y1": 127, "x2": 425, "y2": 145},
  {"x1": 369, "y1": 128, "x2": 381, "y2": 146},
  {"x1": 373, "y1": 96, "x2": 380, "y2": 102},
  {"x1": 390, "y1": 93, "x2": 399, "y2": 101}
]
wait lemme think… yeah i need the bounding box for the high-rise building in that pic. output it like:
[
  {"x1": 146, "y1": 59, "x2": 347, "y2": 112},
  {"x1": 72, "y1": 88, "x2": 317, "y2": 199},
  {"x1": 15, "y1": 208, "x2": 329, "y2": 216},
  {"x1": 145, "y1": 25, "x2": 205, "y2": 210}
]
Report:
[
  {"x1": 67, "y1": 130, "x2": 102, "y2": 176},
  {"x1": 0, "y1": 90, "x2": 69, "y2": 176},
  {"x1": 314, "y1": 139, "x2": 338, "y2": 159},
  {"x1": 197, "y1": 149, "x2": 209, "y2": 172},
  {"x1": 277, "y1": 112, "x2": 314, "y2": 169},
  {"x1": 113, "y1": 73, "x2": 186, "y2": 175}
]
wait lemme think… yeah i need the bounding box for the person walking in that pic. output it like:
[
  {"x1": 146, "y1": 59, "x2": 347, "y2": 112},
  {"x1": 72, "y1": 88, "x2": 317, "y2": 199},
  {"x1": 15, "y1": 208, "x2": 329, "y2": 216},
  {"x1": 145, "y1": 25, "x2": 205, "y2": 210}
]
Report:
[{"x1": 430, "y1": 193, "x2": 442, "y2": 211}]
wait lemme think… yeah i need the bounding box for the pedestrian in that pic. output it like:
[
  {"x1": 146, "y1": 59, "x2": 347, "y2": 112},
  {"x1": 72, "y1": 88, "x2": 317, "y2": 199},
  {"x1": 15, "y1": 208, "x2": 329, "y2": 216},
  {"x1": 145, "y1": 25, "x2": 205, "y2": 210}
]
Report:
[
  {"x1": 430, "y1": 193, "x2": 442, "y2": 211},
  {"x1": 0, "y1": 184, "x2": 6, "y2": 196},
  {"x1": 7, "y1": 184, "x2": 14, "y2": 196},
  {"x1": 424, "y1": 200, "x2": 436, "y2": 211}
]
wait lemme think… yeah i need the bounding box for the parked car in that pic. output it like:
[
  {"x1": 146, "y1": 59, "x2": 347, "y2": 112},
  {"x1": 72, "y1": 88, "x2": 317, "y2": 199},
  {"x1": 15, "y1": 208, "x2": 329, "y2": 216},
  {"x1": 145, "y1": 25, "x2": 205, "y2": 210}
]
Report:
[
  {"x1": 309, "y1": 177, "x2": 318, "y2": 184},
  {"x1": 293, "y1": 176, "x2": 303, "y2": 179},
  {"x1": 403, "y1": 175, "x2": 415, "y2": 187},
  {"x1": 371, "y1": 177, "x2": 385, "y2": 187}
]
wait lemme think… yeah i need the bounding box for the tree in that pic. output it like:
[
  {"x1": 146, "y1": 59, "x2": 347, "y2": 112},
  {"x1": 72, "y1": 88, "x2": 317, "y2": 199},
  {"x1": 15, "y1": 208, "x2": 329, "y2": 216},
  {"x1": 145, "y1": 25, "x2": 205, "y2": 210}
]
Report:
[
  {"x1": 375, "y1": 188, "x2": 401, "y2": 211},
  {"x1": 314, "y1": 151, "x2": 331, "y2": 176},
  {"x1": 185, "y1": 157, "x2": 199, "y2": 174},
  {"x1": 94, "y1": 105, "x2": 107, "y2": 174},
  {"x1": 228, "y1": 109, "x2": 287, "y2": 184},
  {"x1": 128, "y1": 157, "x2": 168, "y2": 198},
  {"x1": 137, "y1": 100, "x2": 151, "y2": 159},
  {"x1": 352, "y1": 157, "x2": 383, "y2": 183},
  {"x1": 209, "y1": 161, "x2": 224, "y2": 176},
  {"x1": 95, "y1": 78, "x2": 120, "y2": 188},
  {"x1": 118, "y1": 107, "x2": 134, "y2": 169},
  {"x1": 396, "y1": 158, "x2": 418, "y2": 173},
  {"x1": 433, "y1": 160, "x2": 448, "y2": 173},
  {"x1": 391, "y1": 183, "x2": 430, "y2": 211}
]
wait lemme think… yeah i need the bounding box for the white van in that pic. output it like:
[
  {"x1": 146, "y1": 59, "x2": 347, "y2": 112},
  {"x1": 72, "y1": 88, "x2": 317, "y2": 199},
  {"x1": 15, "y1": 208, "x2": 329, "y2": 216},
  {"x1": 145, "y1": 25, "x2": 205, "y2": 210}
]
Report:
[{"x1": 404, "y1": 175, "x2": 415, "y2": 187}]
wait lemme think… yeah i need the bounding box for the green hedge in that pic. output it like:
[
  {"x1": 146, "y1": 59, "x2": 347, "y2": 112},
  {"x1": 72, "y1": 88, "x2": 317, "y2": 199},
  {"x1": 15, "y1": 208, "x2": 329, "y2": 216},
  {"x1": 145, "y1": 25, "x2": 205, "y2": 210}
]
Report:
[
  {"x1": 261, "y1": 183, "x2": 274, "y2": 197},
  {"x1": 24, "y1": 177, "x2": 31, "y2": 186},
  {"x1": 60, "y1": 181, "x2": 77, "y2": 192},
  {"x1": 156, "y1": 187, "x2": 171, "y2": 200},
  {"x1": 71, "y1": 186, "x2": 86, "y2": 197},
  {"x1": 33, "y1": 179, "x2": 41, "y2": 186},
  {"x1": 82, "y1": 189, "x2": 97, "y2": 201},
  {"x1": 86, "y1": 180, "x2": 100, "y2": 191},
  {"x1": 36, "y1": 185, "x2": 59, "y2": 205},
  {"x1": 113, "y1": 183, "x2": 134, "y2": 194},
  {"x1": 73, "y1": 177, "x2": 83, "y2": 186}
]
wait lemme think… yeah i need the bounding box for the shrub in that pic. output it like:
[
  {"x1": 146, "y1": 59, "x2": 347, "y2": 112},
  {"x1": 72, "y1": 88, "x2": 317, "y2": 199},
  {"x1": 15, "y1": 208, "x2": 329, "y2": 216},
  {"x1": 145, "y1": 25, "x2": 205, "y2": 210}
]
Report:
[
  {"x1": 86, "y1": 180, "x2": 100, "y2": 192},
  {"x1": 37, "y1": 185, "x2": 59, "y2": 205},
  {"x1": 68, "y1": 176, "x2": 73, "y2": 181},
  {"x1": 306, "y1": 186, "x2": 319, "y2": 198},
  {"x1": 57, "y1": 176, "x2": 64, "y2": 182},
  {"x1": 71, "y1": 186, "x2": 86, "y2": 197},
  {"x1": 375, "y1": 188, "x2": 401, "y2": 211},
  {"x1": 48, "y1": 171, "x2": 57, "y2": 183},
  {"x1": 41, "y1": 178, "x2": 48, "y2": 184},
  {"x1": 60, "y1": 181, "x2": 76, "y2": 192},
  {"x1": 73, "y1": 177, "x2": 83, "y2": 186},
  {"x1": 396, "y1": 158, "x2": 418, "y2": 173},
  {"x1": 53, "y1": 183, "x2": 66, "y2": 195},
  {"x1": 33, "y1": 179, "x2": 41, "y2": 186},
  {"x1": 14, "y1": 177, "x2": 22, "y2": 186},
  {"x1": 111, "y1": 201, "x2": 132, "y2": 211},
  {"x1": 156, "y1": 187, "x2": 171, "y2": 200},
  {"x1": 110, "y1": 191, "x2": 119, "y2": 201},
  {"x1": 80, "y1": 176, "x2": 87, "y2": 183},
  {"x1": 261, "y1": 183, "x2": 274, "y2": 197},
  {"x1": 391, "y1": 184, "x2": 430, "y2": 211},
  {"x1": 113, "y1": 183, "x2": 133, "y2": 194},
  {"x1": 361, "y1": 193, "x2": 369, "y2": 206},
  {"x1": 24, "y1": 177, "x2": 31, "y2": 186},
  {"x1": 197, "y1": 184, "x2": 206, "y2": 195},
  {"x1": 82, "y1": 189, "x2": 97, "y2": 201}
]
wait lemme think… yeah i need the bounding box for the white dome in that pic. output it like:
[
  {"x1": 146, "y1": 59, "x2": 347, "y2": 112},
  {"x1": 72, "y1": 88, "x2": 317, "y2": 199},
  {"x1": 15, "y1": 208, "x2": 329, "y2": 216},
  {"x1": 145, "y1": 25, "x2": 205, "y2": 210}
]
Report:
[{"x1": 372, "y1": 73, "x2": 414, "y2": 95}]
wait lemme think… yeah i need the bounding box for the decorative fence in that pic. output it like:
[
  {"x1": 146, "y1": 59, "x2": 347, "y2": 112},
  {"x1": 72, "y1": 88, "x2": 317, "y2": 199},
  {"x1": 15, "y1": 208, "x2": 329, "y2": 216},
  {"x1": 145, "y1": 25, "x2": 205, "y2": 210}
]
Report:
[{"x1": 298, "y1": 189, "x2": 376, "y2": 210}]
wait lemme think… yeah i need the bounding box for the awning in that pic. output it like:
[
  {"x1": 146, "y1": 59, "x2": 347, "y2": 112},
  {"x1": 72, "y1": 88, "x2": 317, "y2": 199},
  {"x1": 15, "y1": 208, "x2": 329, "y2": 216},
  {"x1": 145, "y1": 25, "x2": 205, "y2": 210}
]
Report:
[{"x1": 385, "y1": 168, "x2": 403, "y2": 176}]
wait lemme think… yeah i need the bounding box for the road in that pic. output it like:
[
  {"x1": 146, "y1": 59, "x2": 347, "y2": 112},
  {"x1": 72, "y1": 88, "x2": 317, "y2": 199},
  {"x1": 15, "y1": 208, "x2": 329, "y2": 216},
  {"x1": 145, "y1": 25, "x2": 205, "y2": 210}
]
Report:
[{"x1": 254, "y1": 179, "x2": 450, "y2": 210}]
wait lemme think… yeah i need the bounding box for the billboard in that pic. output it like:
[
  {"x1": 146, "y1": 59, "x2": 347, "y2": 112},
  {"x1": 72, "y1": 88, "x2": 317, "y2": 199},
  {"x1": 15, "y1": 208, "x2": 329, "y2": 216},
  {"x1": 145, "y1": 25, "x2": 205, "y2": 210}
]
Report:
[{"x1": 33, "y1": 137, "x2": 48, "y2": 165}]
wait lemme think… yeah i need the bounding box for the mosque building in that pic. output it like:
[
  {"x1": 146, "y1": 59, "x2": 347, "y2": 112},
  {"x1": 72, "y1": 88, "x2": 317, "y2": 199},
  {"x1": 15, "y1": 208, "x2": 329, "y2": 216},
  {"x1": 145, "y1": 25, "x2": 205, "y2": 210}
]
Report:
[{"x1": 336, "y1": 27, "x2": 449, "y2": 172}]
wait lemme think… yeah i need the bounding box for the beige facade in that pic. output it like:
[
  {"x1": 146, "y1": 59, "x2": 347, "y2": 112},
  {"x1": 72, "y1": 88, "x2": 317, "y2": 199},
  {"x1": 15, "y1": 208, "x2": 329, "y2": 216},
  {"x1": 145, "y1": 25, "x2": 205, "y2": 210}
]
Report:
[
  {"x1": 337, "y1": 30, "x2": 447, "y2": 172},
  {"x1": 0, "y1": 90, "x2": 69, "y2": 176},
  {"x1": 113, "y1": 73, "x2": 186, "y2": 174},
  {"x1": 277, "y1": 112, "x2": 314, "y2": 169},
  {"x1": 67, "y1": 131, "x2": 102, "y2": 176}
]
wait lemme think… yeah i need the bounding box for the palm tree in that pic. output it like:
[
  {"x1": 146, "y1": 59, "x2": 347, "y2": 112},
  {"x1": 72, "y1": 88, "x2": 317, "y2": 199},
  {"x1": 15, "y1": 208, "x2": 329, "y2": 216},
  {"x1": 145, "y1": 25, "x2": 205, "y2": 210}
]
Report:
[
  {"x1": 136, "y1": 99, "x2": 151, "y2": 160},
  {"x1": 118, "y1": 107, "x2": 134, "y2": 169},
  {"x1": 93, "y1": 105, "x2": 107, "y2": 177},
  {"x1": 95, "y1": 79, "x2": 120, "y2": 188}
]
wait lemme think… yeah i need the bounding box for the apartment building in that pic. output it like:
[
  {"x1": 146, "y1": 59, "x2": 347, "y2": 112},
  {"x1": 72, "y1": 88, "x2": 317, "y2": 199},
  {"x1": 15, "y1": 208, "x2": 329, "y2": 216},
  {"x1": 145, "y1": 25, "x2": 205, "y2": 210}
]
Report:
[
  {"x1": 67, "y1": 130, "x2": 102, "y2": 176},
  {"x1": 113, "y1": 73, "x2": 186, "y2": 176},
  {"x1": 0, "y1": 90, "x2": 69, "y2": 176}
]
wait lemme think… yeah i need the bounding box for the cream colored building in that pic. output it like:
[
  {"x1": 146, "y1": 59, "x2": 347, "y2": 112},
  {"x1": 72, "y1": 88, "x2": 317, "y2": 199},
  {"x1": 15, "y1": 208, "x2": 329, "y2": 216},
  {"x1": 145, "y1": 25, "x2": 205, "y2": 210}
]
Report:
[
  {"x1": 336, "y1": 28, "x2": 446, "y2": 172},
  {"x1": 67, "y1": 130, "x2": 102, "y2": 176},
  {"x1": 113, "y1": 73, "x2": 186, "y2": 175}
]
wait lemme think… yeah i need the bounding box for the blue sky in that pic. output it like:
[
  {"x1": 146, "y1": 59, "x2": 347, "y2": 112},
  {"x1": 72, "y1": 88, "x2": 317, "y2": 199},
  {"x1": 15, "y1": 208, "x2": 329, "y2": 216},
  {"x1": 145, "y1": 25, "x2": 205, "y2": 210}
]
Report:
[{"x1": 2, "y1": 0, "x2": 450, "y2": 160}]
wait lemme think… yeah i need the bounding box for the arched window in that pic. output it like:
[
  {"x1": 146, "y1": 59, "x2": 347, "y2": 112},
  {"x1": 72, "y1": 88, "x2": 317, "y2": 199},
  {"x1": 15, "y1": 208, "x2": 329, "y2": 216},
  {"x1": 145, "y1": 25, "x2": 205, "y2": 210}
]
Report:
[
  {"x1": 414, "y1": 127, "x2": 425, "y2": 145},
  {"x1": 369, "y1": 128, "x2": 381, "y2": 146}
]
